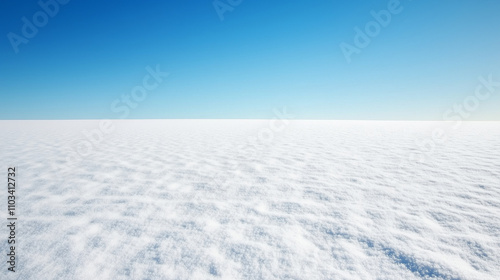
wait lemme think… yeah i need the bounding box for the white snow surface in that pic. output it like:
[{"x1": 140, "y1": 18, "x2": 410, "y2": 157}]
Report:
[{"x1": 1, "y1": 120, "x2": 499, "y2": 280}]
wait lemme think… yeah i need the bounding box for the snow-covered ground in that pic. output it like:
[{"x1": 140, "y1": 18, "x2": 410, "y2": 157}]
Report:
[{"x1": 1, "y1": 120, "x2": 499, "y2": 280}]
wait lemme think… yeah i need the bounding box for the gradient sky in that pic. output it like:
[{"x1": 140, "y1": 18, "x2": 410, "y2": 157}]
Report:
[{"x1": 1, "y1": 0, "x2": 499, "y2": 120}]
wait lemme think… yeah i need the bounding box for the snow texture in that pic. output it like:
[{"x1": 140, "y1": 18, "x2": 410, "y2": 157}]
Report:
[{"x1": 0, "y1": 120, "x2": 499, "y2": 280}]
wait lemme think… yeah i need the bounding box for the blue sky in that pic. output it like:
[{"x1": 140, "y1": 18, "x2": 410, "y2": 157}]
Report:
[{"x1": 1, "y1": 0, "x2": 499, "y2": 120}]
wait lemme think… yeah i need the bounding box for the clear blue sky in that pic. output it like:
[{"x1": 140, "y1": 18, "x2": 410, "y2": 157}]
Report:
[{"x1": 1, "y1": 0, "x2": 499, "y2": 120}]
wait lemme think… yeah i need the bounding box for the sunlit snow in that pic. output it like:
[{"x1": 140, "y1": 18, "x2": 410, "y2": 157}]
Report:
[{"x1": 1, "y1": 120, "x2": 499, "y2": 279}]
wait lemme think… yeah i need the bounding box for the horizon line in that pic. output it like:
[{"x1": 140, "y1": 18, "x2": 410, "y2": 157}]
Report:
[{"x1": 1, "y1": 119, "x2": 500, "y2": 122}]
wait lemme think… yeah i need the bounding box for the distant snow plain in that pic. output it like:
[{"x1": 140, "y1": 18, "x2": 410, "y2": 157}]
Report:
[{"x1": 0, "y1": 120, "x2": 499, "y2": 280}]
